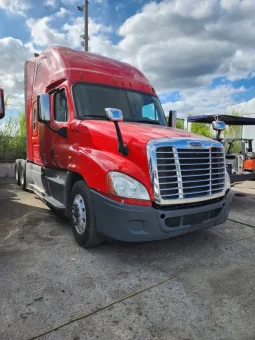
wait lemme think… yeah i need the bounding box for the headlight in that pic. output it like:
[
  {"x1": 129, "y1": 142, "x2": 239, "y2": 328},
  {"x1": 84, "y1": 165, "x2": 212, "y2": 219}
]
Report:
[
  {"x1": 107, "y1": 172, "x2": 150, "y2": 200},
  {"x1": 225, "y1": 170, "x2": 231, "y2": 191}
]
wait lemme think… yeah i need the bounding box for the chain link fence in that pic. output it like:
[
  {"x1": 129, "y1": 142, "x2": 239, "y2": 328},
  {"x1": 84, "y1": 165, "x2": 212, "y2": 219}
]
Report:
[{"x1": 0, "y1": 136, "x2": 26, "y2": 162}]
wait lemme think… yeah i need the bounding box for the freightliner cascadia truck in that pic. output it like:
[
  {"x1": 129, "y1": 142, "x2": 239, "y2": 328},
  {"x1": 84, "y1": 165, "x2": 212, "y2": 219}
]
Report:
[
  {"x1": 15, "y1": 46, "x2": 232, "y2": 248},
  {"x1": 0, "y1": 89, "x2": 5, "y2": 120}
]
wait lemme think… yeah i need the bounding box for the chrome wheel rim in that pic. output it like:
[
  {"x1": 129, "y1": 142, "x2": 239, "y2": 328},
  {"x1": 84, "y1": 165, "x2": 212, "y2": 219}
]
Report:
[
  {"x1": 72, "y1": 194, "x2": 87, "y2": 234},
  {"x1": 16, "y1": 167, "x2": 19, "y2": 181},
  {"x1": 20, "y1": 170, "x2": 24, "y2": 186}
]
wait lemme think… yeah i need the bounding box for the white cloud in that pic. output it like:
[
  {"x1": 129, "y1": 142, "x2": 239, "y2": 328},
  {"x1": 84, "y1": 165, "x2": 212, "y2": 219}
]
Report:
[
  {"x1": 0, "y1": 0, "x2": 29, "y2": 15},
  {"x1": 162, "y1": 85, "x2": 246, "y2": 118},
  {"x1": 20, "y1": 0, "x2": 255, "y2": 96},
  {"x1": 100, "y1": 0, "x2": 255, "y2": 93},
  {"x1": 55, "y1": 7, "x2": 70, "y2": 18},
  {"x1": 45, "y1": 0, "x2": 57, "y2": 7},
  {"x1": 60, "y1": 0, "x2": 82, "y2": 4},
  {"x1": 27, "y1": 17, "x2": 66, "y2": 47},
  {"x1": 62, "y1": 16, "x2": 112, "y2": 48},
  {"x1": 0, "y1": 11, "x2": 113, "y2": 108},
  {"x1": 60, "y1": 0, "x2": 107, "y2": 5},
  {"x1": 0, "y1": 37, "x2": 30, "y2": 108},
  {"x1": 228, "y1": 97, "x2": 255, "y2": 115},
  {"x1": 26, "y1": 14, "x2": 113, "y2": 51}
]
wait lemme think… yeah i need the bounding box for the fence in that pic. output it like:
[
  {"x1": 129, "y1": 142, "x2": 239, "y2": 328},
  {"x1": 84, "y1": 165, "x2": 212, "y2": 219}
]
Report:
[{"x1": 0, "y1": 136, "x2": 26, "y2": 163}]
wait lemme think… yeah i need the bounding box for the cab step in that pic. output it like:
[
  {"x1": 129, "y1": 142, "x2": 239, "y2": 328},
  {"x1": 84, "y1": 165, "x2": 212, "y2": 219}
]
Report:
[{"x1": 44, "y1": 195, "x2": 65, "y2": 211}]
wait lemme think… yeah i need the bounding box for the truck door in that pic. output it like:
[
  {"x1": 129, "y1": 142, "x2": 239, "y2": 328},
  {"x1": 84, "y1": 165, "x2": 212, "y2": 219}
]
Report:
[
  {"x1": 51, "y1": 87, "x2": 70, "y2": 169},
  {"x1": 32, "y1": 101, "x2": 43, "y2": 165}
]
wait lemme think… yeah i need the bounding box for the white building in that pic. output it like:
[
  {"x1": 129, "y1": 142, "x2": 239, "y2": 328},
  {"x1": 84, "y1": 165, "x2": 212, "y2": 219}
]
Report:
[{"x1": 242, "y1": 114, "x2": 255, "y2": 150}]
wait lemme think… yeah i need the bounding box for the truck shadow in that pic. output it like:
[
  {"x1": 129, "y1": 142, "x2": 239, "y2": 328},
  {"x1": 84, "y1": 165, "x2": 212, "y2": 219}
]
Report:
[{"x1": 0, "y1": 184, "x2": 70, "y2": 244}]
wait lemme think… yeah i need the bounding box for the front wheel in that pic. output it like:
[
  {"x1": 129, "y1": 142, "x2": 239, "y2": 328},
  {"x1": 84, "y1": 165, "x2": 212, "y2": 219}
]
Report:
[{"x1": 70, "y1": 180, "x2": 103, "y2": 248}]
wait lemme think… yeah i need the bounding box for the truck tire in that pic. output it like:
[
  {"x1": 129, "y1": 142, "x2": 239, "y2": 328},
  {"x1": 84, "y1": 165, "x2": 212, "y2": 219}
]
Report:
[
  {"x1": 15, "y1": 159, "x2": 21, "y2": 186},
  {"x1": 19, "y1": 160, "x2": 27, "y2": 191},
  {"x1": 70, "y1": 180, "x2": 103, "y2": 248}
]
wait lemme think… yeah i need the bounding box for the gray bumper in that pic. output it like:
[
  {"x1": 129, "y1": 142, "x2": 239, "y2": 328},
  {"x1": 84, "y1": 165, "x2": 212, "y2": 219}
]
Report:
[{"x1": 92, "y1": 190, "x2": 233, "y2": 242}]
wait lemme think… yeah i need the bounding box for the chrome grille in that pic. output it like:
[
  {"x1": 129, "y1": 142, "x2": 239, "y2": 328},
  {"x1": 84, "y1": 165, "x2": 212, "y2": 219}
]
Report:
[{"x1": 147, "y1": 139, "x2": 226, "y2": 205}]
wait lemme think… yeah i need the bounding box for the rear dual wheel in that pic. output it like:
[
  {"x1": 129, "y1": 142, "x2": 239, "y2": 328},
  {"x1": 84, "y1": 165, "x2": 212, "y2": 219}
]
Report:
[
  {"x1": 15, "y1": 159, "x2": 21, "y2": 186},
  {"x1": 15, "y1": 159, "x2": 26, "y2": 190},
  {"x1": 20, "y1": 160, "x2": 27, "y2": 190}
]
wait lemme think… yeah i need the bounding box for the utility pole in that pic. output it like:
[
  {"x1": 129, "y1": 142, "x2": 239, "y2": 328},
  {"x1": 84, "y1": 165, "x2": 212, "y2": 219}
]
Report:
[{"x1": 77, "y1": 0, "x2": 89, "y2": 52}]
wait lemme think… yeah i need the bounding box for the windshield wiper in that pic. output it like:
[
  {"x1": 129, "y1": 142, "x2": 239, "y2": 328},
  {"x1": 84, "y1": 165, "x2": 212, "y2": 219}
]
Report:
[
  {"x1": 81, "y1": 115, "x2": 107, "y2": 120},
  {"x1": 133, "y1": 119, "x2": 162, "y2": 125}
]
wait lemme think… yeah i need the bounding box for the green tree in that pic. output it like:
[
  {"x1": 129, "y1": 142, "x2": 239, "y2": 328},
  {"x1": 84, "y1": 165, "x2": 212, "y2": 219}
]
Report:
[
  {"x1": 176, "y1": 118, "x2": 185, "y2": 130},
  {"x1": 0, "y1": 110, "x2": 26, "y2": 162},
  {"x1": 222, "y1": 111, "x2": 242, "y2": 139},
  {"x1": 16, "y1": 112, "x2": 26, "y2": 137},
  {"x1": 222, "y1": 111, "x2": 242, "y2": 153},
  {"x1": 190, "y1": 122, "x2": 212, "y2": 137},
  {"x1": 0, "y1": 112, "x2": 26, "y2": 137}
]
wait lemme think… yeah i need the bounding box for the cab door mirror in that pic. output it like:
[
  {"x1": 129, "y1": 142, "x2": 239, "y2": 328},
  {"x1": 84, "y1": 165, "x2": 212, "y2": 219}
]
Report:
[
  {"x1": 168, "y1": 110, "x2": 177, "y2": 128},
  {"x1": 0, "y1": 89, "x2": 5, "y2": 119},
  {"x1": 37, "y1": 94, "x2": 51, "y2": 122},
  {"x1": 212, "y1": 121, "x2": 226, "y2": 131},
  {"x1": 105, "y1": 108, "x2": 123, "y2": 122},
  {"x1": 105, "y1": 108, "x2": 128, "y2": 156}
]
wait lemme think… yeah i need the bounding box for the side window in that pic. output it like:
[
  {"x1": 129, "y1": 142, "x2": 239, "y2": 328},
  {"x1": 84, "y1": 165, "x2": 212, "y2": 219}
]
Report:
[
  {"x1": 33, "y1": 109, "x2": 37, "y2": 130},
  {"x1": 54, "y1": 90, "x2": 68, "y2": 122},
  {"x1": 142, "y1": 103, "x2": 158, "y2": 120}
]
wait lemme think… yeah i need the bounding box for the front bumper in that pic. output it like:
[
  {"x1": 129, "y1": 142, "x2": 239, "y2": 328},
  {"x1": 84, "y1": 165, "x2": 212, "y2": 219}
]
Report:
[{"x1": 92, "y1": 189, "x2": 233, "y2": 242}]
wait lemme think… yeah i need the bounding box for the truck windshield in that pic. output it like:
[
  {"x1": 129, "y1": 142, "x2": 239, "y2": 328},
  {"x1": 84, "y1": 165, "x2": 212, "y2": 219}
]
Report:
[{"x1": 73, "y1": 83, "x2": 167, "y2": 126}]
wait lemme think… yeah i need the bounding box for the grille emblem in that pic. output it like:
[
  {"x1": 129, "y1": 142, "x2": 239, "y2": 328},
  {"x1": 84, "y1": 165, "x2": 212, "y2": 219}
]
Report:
[{"x1": 188, "y1": 141, "x2": 203, "y2": 147}]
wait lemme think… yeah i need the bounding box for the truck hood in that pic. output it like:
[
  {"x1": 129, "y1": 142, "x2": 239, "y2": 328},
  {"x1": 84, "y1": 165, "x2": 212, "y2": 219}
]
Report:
[
  {"x1": 79, "y1": 120, "x2": 207, "y2": 148},
  {"x1": 77, "y1": 121, "x2": 213, "y2": 198}
]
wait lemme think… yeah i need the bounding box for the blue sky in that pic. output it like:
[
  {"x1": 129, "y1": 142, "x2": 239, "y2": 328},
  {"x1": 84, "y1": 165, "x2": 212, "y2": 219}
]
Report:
[
  {"x1": 0, "y1": 0, "x2": 151, "y2": 45},
  {"x1": 0, "y1": 0, "x2": 255, "y2": 120}
]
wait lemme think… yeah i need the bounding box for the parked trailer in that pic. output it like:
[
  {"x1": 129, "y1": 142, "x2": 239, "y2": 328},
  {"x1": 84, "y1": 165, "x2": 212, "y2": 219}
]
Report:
[
  {"x1": 16, "y1": 46, "x2": 232, "y2": 247},
  {"x1": 188, "y1": 115, "x2": 255, "y2": 183}
]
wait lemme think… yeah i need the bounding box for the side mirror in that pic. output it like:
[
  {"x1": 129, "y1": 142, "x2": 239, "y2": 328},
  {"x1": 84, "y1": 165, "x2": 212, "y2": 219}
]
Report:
[
  {"x1": 105, "y1": 108, "x2": 123, "y2": 122},
  {"x1": 0, "y1": 89, "x2": 5, "y2": 119},
  {"x1": 168, "y1": 110, "x2": 177, "y2": 128},
  {"x1": 37, "y1": 94, "x2": 51, "y2": 122},
  {"x1": 212, "y1": 121, "x2": 226, "y2": 131},
  {"x1": 104, "y1": 108, "x2": 128, "y2": 156}
]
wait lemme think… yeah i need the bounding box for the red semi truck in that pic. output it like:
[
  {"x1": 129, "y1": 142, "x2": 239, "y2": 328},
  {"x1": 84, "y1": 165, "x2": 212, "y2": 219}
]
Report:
[
  {"x1": 15, "y1": 46, "x2": 232, "y2": 247},
  {"x1": 0, "y1": 89, "x2": 5, "y2": 119}
]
